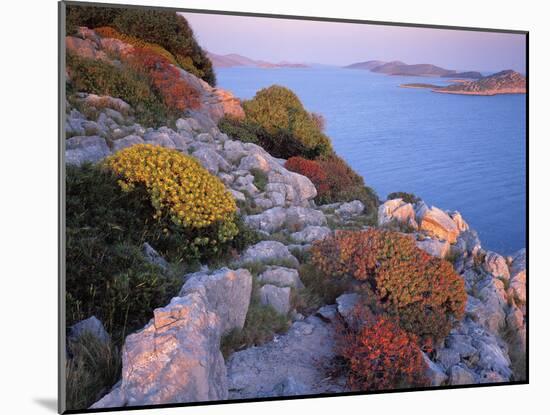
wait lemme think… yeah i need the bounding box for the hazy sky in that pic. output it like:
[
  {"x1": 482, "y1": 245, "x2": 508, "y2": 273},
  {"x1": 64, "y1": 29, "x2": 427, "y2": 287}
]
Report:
[{"x1": 181, "y1": 12, "x2": 526, "y2": 73}]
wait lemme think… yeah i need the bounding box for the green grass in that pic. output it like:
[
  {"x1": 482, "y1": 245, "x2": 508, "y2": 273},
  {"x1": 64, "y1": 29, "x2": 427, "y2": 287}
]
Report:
[
  {"x1": 65, "y1": 333, "x2": 121, "y2": 410},
  {"x1": 251, "y1": 168, "x2": 268, "y2": 192}
]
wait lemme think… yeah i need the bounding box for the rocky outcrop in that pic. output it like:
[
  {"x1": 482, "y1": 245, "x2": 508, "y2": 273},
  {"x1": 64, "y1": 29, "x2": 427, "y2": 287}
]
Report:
[
  {"x1": 238, "y1": 241, "x2": 299, "y2": 268},
  {"x1": 92, "y1": 266, "x2": 253, "y2": 408},
  {"x1": 259, "y1": 285, "x2": 291, "y2": 315},
  {"x1": 416, "y1": 202, "x2": 460, "y2": 243},
  {"x1": 290, "y1": 225, "x2": 331, "y2": 244},
  {"x1": 258, "y1": 266, "x2": 304, "y2": 289},
  {"x1": 416, "y1": 238, "x2": 450, "y2": 259},
  {"x1": 335, "y1": 200, "x2": 365, "y2": 218},
  {"x1": 226, "y1": 313, "x2": 346, "y2": 399},
  {"x1": 91, "y1": 293, "x2": 227, "y2": 408},
  {"x1": 69, "y1": 316, "x2": 110, "y2": 345},
  {"x1": 244, "y1": 207, "x2": 326, "y2": 234},
  {"x1": 65, "y1": 135, "x2": 111, "y2": 166},
  {"x1": 179, "y1": 268, "x2": 253, "y2": 335},
  {"x1": 378, "y1": 198, "x2": 417, "y2": 229}
]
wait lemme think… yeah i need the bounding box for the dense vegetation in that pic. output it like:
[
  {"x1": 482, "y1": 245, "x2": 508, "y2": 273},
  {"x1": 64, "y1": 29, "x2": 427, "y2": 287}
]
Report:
[
  {"x1": 335, "y1": 312, "x2": 428, "y2": 391},
  {"x1": 311, "y1": 229, "x2": 467, "y2": 345},
  {"x1": 66, "y1": 153, "x2": 256, "y2": 342},
  {"x1": 66, "y1": 333, "x2": 121, "y2": 410},
  {"x1": 66, "y1": 5, "x2": 215, "y2": 85},
  {"x1": 242, "y1": 86, "x2": 333, "y2": 157},
  {"x1": 66, "y1": 53, "x2": 169, "y2": 126}
]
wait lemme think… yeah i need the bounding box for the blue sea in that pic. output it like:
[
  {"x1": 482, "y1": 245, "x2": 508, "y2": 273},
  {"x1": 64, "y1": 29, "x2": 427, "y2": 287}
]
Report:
[{"x1": 216, "y1": 67, "x2": 526, "y2": 254}]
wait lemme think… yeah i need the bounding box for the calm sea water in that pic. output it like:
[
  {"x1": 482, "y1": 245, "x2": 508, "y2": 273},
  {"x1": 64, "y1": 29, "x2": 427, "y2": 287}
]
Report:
[{"x1": 216, "y1": 67, "x2": 526, "y2": 254}]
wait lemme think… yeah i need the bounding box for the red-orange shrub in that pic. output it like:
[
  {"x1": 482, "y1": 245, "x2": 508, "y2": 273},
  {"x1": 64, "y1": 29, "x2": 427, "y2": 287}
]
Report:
[
  {"x1": 125, "y1": 47, "x2": 199, "y2": 112},
  {"x1": 285, "y1": 157, "x2": 330, "y2": 199},
  {"x1": 311, "y1": 229, "x2": 466, "y2": 343},
  {"x1": 94, "y1": 26, "x2": 200, "y2": 113},
  {"x1": 336, "y1": 313, "x2": 428, "y2": 391}
]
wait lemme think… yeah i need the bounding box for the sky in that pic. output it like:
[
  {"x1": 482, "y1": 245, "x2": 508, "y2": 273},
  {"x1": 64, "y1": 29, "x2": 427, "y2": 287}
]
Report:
[{"x1": 181, "y1": 12, "x2": 526, "y2": 73}]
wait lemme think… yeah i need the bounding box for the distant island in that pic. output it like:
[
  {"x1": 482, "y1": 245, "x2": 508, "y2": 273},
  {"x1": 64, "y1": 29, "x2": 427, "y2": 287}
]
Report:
[
  {"x1": 207, "y1": 51, "x2": 309, "y2": 68},
  {"x1": 400, "y1": 70, "x2": 526, "y2": 95},
  {"x1": 344, "y1": 60, "x2": 482, "y2": 79}
]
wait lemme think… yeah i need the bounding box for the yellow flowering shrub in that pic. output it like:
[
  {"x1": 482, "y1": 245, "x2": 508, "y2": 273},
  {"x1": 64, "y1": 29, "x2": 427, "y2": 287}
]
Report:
[{"x1": 103, "y1": 144, "x2": 237, "y2": 230}]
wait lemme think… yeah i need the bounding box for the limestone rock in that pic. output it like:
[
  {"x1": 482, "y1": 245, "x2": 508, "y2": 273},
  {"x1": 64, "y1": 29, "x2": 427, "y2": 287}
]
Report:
[
  {"x1": 378, "y1": 199, "x2": 417, "y2": 228},
  {"x1": 239, "y1": 241, "x2": 299, "y2": 268},
  {"x1": 450, "y1": 211, "x2": 469, "y2": 232},
  {"x1": 259, "y1": 284, "x2": 291, "y2": 315},
  {"x1": 143, "y1": 131, "x2": 176, "y2": 148},
  {"x1": 258, "y1": 266, "x2": 304, "y2": 289},
  {"x1": 192, "y1": 147, "x2": 231, "y2": 174},
  {"x1": 336, "y1": 293, "x2": 360, "y2": 325},
  {"x1": 449, "y1": 365, "x2": 476, "y2": 385},
  {"x1": 69, "y1": 316, "x2": 110, "y2": 345},
  {"x1": 142, "y1": 242, "x2": 168, "y2": 271},
  {"x1": 179, "y1": 268, "x2": 253, "y2": 335},
  {"x1": 92, "y1": 293, "x2": 227, "y2": 408},
  {"x1": 508, "y1": 249, "x2": 527, "y2": 305},
  {"x1": 416, "y1": 203, "x2": 459, "y2": 243},
  {"x1": 476, "y1": 276, "x2": 508, "y2": 333},
  {"x1": 244, "y1": 207, "x2": 326, "y2": 234},
  {"x1": 335, "y1": 200, "x2": 365, "y2": 218},
  {"x1": 112, "y1": 135, "x2": 144, "y2": 152},
  {"x1": 66, "y1": 135, "x2": 111, "y2": 165},
  {"x1": 226, "y1": 315, "x2": 345, "y2": 399},
  {"x1": 422, "y1": 353, "x2": 448, "y2": 386},
  {"x1": 416, "y1": 238, "x2": 450, "y2": 258},
  {"x1": 483, "y1": 251, "x2": 510, "y2": 280},
  {"x1": 290, "y1": 225, "x2": 331, "y2": 244}
]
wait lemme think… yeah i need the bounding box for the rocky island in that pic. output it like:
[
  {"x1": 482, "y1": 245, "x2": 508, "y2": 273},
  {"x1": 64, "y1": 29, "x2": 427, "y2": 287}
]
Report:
[
  {"x1": 401, "y1": 70, "x2": 527, "y2": 95},
  {"x1": 62, "y1": 5, "x2": 526, "y2": 412},
  {"x1": 345, "y1": 60, "x2": 482, "y2": 78},
  {"x1": 207, "y1": 51, "x2": 309, "y2": 69}
]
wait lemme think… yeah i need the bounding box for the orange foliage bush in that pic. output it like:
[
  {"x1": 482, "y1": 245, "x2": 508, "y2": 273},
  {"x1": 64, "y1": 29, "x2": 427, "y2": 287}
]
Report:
[
  {"x1": 336, "y1": 313, "x2": 428, "y2": 391},
  {"x1": 311, "y1": 229, "x2": 466, "y2": 342},
  {"x1": 284, "y1": 157, "x2": 329, "y2": 198},
  {"x1": 94, "y1": 26, "x2": 179, "y2": 65},
  {"x1": 125, "y1": 47, "x2": 199, "y2": 112},
  {"x1": 94, "y1": 27, "x2": 199, "y2": 113}
]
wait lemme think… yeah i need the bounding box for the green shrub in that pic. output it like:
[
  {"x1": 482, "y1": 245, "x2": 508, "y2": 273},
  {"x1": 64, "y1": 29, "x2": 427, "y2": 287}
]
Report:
[
  {"x1": 65, "y1": 333, "x2": 121, "y2": 410},
  {"x1": 218, "y1": 116, "x2": 260, "y2": 144},
  {"x1": 243, "y1": 85, "x2": 333, "y2": 157},
  {"x1": 66, "y1": 53, "x2": 167, "y2": 126},
  {"x1": 387, "y1": 191, "x2": 421, "y2": 204},
  {"x1": 66, "y1": 4, "x2": 122, "y2": 35},
  {"x1": 218, "y1": 116, "x2": 315, "y2": 159},
  {"x1": 251, "y1": 168, "x2": 268, "y2": 192}
]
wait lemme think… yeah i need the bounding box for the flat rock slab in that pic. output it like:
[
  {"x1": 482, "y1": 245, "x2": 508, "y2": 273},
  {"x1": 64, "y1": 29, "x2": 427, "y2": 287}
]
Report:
[{"x1": 226, "y1": 315, "x2": 346, "y2": 399}]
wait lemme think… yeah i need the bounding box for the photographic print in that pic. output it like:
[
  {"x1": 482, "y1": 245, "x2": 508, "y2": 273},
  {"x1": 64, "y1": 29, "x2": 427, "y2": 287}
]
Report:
[{"x1": 60, "y1": 1, "x2": 527, "y2": 413}]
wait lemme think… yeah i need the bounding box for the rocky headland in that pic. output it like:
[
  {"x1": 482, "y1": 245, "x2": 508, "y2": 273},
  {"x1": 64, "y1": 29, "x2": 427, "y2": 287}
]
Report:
[
  {"x1": 401, "y1": 70, "x2": 527, "y2": 95},
  {"x1": 345, "y1": 60, "x2": 482, "y2": 78},
  {"x1": 207, "y1": 51, "x2": 309, "y2": 69},
  {"x1": 63, "y1": 9, "x2": 527, "y2": 412}
]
